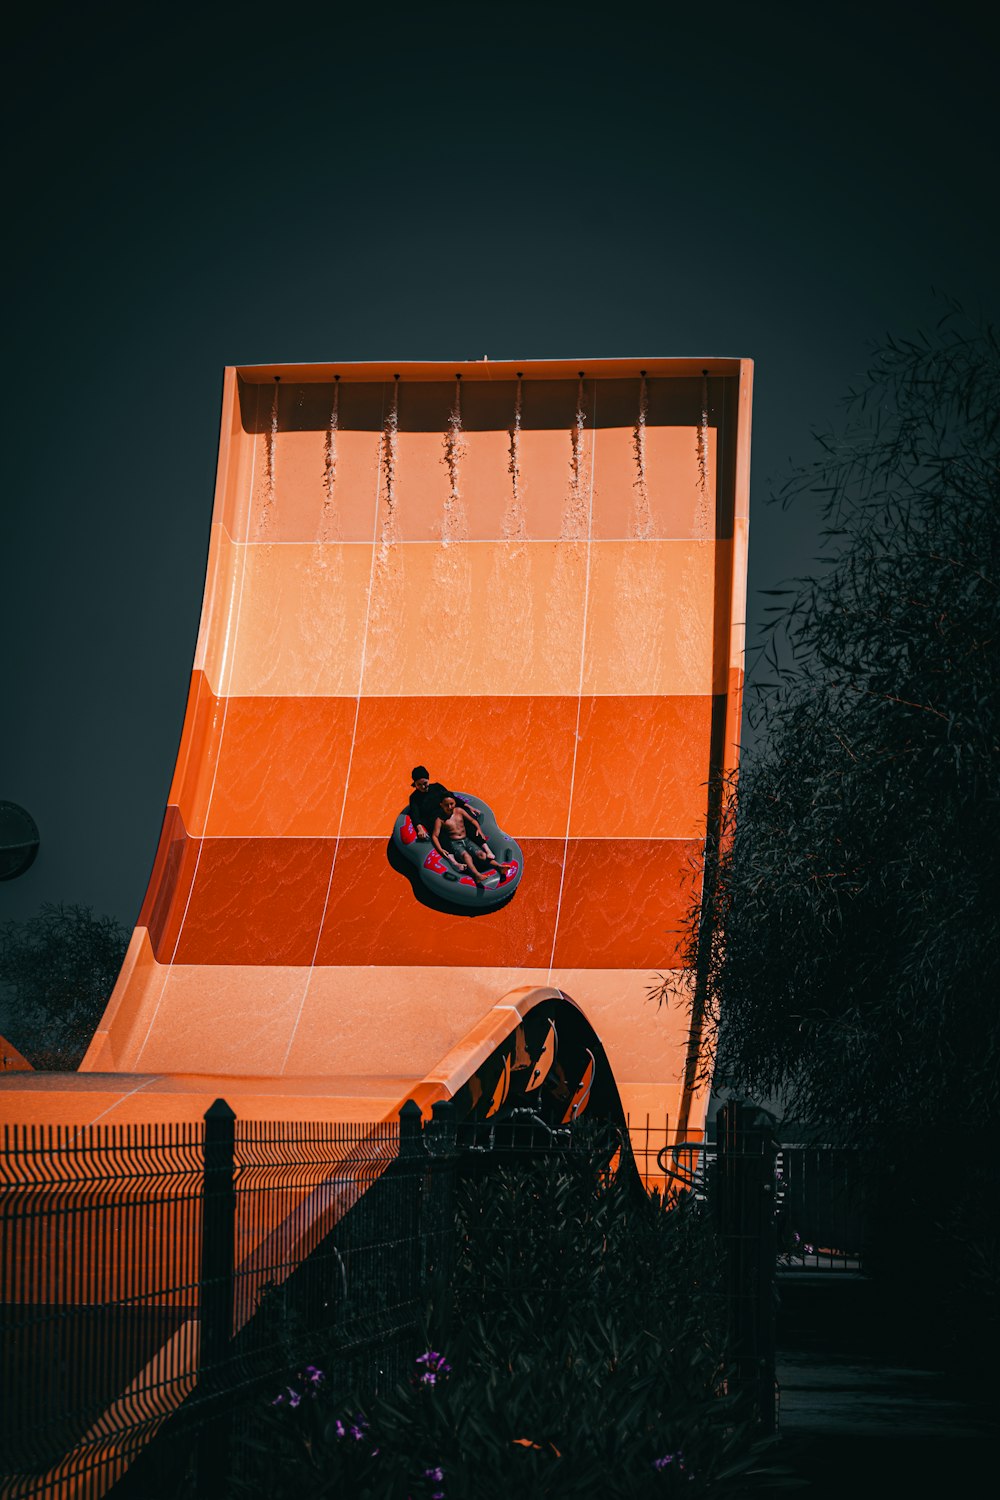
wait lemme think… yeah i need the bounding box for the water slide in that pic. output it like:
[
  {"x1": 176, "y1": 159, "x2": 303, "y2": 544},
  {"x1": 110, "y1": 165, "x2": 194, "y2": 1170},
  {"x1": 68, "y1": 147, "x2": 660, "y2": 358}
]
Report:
[{"x1": 0, "y1": 358, "x2": 751, "y2": 1157}]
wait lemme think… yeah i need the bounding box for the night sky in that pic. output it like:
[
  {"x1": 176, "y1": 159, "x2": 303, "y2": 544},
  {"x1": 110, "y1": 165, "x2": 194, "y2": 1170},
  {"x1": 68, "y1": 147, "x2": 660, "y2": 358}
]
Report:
[{"x1": 4, "y1": 2, "x2": 997, "y2": 927}]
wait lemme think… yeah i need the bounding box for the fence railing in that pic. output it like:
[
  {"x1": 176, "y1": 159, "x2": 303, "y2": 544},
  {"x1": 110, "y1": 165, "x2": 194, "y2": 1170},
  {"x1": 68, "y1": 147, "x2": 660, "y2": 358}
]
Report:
[
  {"x1": 656, "y1": 1104, "x2": 868, "y2": 1433},
  {"x1": 1, "y1": 1100, "x2": 609, "y2": 1500},
  {"x1": 774, "y1": 1140, "x2": 865, "y2": 1272},
  {"x1": 0, "y1": 1102, "x2": 452, "y2": 1500},
  {"x1": 2, "y1": 1096, "x2": 867, "y2": 1495},
  {"x1": 657, "y1": 1125, "x2": 866, "y2": 1273}
]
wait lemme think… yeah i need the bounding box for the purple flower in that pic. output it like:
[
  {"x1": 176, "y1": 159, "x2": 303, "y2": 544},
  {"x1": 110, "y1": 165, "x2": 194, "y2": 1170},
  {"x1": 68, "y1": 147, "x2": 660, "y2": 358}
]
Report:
[
  {"x1": 413, "y1": 1350, "x2": 451, "y2": 1391},
  {"x1": 416, "y1": 1350, "x2": 451, "y2": 1373},
  {"x1": 271, "y1": 1393, "x2": 286, "y2": 1407},
  {"x1": 423, "y1": 1467, "x2": 444, "y2": 1482},
  {"x1": 334, "y1": 1419, "x2": 345, "y2": 1438},
  {"x1": 287, "y1": 1388, "x2": 302, "y2": 1409},
  {"x1": 653, "y1": 1450, "x2": 686, "y2": 1473},
  {"x1": 304, "y1": 1365, "x2": 325, "y2": 1386}
]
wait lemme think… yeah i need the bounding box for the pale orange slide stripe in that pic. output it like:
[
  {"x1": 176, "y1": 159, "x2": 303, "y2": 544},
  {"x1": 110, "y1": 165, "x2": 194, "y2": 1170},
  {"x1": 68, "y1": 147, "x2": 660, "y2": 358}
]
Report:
[{"x1": 194, "y1": 535, "x2": 721, "y2": 701}]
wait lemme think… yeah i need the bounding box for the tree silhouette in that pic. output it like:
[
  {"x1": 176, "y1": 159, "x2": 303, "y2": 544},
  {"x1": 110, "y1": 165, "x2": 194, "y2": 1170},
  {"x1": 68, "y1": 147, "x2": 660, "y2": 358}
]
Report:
[
  {"x1": 659, "y1": 309, "x2": 999, "y2": 1364},
  {"x1": 0, "y1": 903, "x2": 128, "y2": 1070}
]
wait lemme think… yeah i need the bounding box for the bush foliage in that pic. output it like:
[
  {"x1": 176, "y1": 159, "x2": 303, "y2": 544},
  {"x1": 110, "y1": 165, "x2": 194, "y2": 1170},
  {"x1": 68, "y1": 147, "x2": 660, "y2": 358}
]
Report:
[
  {"x1": 0, "y1": 903, "x2": 128, "y2": 1069},
  {"x1": 691, "y1": 312, "x2": 998, "y2": 1131},
  {"x1": 239, "y1": 1145, "x2": 778, "y2": 1498},
  {"x1": 661, "y1": 310, "x2": 999, "y2": 1364}
]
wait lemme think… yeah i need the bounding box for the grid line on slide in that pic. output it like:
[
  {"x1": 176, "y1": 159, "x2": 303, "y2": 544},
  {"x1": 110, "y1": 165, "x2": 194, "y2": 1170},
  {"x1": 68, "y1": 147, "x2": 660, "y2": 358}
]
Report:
[
  {"x1": 279, "y1": 385, "x2": 389, "y2": 1074},
  {"x1": 548, "y1": 384, "x2": 598, "y2": 982}
]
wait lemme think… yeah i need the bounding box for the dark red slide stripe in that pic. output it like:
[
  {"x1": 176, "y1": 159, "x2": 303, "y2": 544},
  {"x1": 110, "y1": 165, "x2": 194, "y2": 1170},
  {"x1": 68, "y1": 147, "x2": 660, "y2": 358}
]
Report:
[{"x1": 144, "y1": 816, "x2": 697, "y2": 969}]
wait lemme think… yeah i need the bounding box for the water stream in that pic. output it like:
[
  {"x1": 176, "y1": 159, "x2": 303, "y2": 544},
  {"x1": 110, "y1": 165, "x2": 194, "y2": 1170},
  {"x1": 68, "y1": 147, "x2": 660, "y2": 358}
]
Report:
[
  {"x1": 260, "y1": 379, "x2": 280, "y2": 532},
  {"x1": 431, "y1": 375, "x2": 471, "y2": 651},
  {"x1": 378, "y1": 377, "x2": 400, "y2": 566},
  {"x1": 696, "y1": 372, "x2": 711, "y2": 538},
  {"x1": 490, "y1": 376, "x2": 532, "y2": 675},
  {"x1": 632, "y1": 373, "x2": 652, "y2": 539},
  {"x1": 503, "y1": 375, "x2": 526, "y2": 545},
  {"x1": 565, "y1": 376, "x2": 588, "y2": 539},
  {"x1": 321, "y1": 377, "x2": 340, "y2": 541},
  {"x1": 313, "y1": 377, "x2": 345, "y2": 670},
  {"x1": 366, "y1": 379, "x2": 402, "y2": 688},
  {"x1": 442, "y1": 375, "x2": 466, "y2": 547},
  {"x1": 543, "y1": 379, "x2": 591, "y2": 686}
]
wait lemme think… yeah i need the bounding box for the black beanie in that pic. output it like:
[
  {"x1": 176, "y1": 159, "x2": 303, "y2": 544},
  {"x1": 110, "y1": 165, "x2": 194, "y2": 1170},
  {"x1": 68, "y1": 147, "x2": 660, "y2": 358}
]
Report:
[{"x1": 412, "y1": 765, "x2": 429, "y2": 782}]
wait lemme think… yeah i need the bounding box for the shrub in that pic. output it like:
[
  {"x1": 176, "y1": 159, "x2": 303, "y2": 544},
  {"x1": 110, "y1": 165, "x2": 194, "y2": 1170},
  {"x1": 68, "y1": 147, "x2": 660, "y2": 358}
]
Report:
[
  {"x1": 238, "y1": 1141, "x2": 778, "y2": 1498},
  {"x1": 0, "y1": 903, "x2": 128, "y2": 1069}
]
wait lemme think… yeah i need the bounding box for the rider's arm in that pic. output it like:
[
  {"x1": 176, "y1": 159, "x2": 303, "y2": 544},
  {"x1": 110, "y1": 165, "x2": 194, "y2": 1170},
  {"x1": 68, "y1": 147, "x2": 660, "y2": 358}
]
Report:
[
  {"x1": 459, "y1": 807, "x2": 484, "y2": 840},
  {"x1": 431, "y1": 817, "x2": 453, "y2": 861}
]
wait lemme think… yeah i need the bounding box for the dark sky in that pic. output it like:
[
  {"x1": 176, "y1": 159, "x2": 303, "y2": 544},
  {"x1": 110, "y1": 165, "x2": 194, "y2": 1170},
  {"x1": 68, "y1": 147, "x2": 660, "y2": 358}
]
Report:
[{"x1": 4, "y1": 1, "x2": 997, "y2": 927}]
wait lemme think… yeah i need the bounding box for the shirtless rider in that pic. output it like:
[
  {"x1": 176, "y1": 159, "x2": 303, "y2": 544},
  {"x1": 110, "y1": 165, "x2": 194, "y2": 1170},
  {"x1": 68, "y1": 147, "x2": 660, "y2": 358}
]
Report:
[
  {"x1": 409, "y1": 766, "x2": 495, "y2": 859},
  {"x1": 432, "y1": 795, "x2": 515, "y2": 892}
]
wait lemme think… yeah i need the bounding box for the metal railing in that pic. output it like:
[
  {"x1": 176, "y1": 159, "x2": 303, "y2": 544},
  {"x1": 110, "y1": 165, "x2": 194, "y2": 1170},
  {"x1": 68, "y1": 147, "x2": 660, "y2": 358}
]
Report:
[
  {"x1": 0, "y1": 1103, "x2": 445, "y2": 1500},
  {"x1": 657, "y1": 1127, "x2": 865, "y2": 1273},
  {"x1": 655, "y1": 1105, "x2": 868, "y2": 1434},
  {"x1": 2, "y1": 1093, "x2": 864, "y2": 1493},
  {"x1": 775, "y1": 1141, "x2": 865, "y2": 1272},
  {"x1": 0, "y1": 1100, "x2": 611, "y2": 1500}
]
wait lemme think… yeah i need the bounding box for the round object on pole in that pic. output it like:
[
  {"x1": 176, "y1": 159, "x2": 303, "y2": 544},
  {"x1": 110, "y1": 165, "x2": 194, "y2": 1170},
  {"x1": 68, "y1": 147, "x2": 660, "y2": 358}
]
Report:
[{"x1": 0, "y1": 802, "x2": 40, "y2": 880}]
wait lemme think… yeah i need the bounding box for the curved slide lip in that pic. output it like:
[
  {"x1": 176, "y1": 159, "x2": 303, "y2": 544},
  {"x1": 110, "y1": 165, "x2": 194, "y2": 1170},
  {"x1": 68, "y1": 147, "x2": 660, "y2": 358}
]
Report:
[
  {"x1": 415, "y1": 983, "x2": 579, "y2": 1102},
  {"x1": 237, "y1": 355, "x2": 747, "y2": 386},
  {"x1": 1, "y1": 985, "x2": 590, "y2": 1128}
]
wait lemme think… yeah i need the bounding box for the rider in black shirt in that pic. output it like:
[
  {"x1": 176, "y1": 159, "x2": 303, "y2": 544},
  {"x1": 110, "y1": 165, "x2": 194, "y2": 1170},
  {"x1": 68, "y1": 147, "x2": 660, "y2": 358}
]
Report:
[{"x1": 408, "y1": 766, "x2": 489, "y2": 851}]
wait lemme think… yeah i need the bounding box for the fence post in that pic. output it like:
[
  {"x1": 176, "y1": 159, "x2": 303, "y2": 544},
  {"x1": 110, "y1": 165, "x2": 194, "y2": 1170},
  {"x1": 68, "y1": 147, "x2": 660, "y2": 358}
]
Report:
[
  {"x1": 715, "y1": 1100, "x2": 778, "y2": 1433},
  {"x1": 399, "y1": 1099, "x2": 424, "y2": 1160},
  {"x1": 392, "y1": 1100, "x2": 426, "y2": 1376},
  {"x1": 196, "y1": 1098, "x2": 237, "y2": 1499}
]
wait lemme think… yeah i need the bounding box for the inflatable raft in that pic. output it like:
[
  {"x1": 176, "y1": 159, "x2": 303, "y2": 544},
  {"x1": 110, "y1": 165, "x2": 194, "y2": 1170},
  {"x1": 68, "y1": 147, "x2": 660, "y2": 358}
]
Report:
[{"x1": 392, "y1": 792, "x2": 524, "y2": 908}]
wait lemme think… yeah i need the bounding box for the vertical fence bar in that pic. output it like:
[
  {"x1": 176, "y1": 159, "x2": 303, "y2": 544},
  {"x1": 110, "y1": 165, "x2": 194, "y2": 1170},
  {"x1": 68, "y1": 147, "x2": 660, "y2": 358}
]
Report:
[
  {"x1": 196, "y1": 1099, "x2": 236, "y2": 1500},
  {"x1": 396, "y1": 1100, "x2": 426, "y2": 1360}
]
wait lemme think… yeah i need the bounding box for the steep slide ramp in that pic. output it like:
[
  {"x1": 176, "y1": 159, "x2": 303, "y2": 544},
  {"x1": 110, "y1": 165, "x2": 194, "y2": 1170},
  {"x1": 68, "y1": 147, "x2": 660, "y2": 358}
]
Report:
[{"x1": 2, "y1": 357, "x2": 750, "y2": 1145}]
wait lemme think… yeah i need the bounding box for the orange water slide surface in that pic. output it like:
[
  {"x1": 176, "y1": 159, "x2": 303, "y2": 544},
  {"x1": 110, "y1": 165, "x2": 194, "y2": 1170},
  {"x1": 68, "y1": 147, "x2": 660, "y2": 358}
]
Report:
[{"x1": 1, "y1": 357, "x2": 750, "y2": 1140}]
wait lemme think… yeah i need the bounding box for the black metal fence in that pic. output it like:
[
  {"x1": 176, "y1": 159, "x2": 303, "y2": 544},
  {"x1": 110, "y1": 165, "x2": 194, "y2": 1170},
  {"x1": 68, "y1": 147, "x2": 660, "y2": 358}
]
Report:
[
  {"x1": 2, "y1": 1096, "x2": 865, "y2": 1495},
  {"x1": 0, "y1": 1100, "x2": 456, "y2": 1500},
  {"x1": 659, "y1": 1118, "x2": 866, "y2": 1274},
  {"x1": 775, "y1": 1136, "x2": 865, "y2": 1272},
  {"x1": 655, "y1": 1104, "x2": 868, "y2": 1434}
]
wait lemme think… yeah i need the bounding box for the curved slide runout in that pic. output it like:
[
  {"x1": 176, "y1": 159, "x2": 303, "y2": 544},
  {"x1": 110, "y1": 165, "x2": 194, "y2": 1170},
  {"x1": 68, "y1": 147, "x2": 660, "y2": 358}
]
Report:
[{"x1": 1, "y1": 358, "x2": 751, "y2": 1149}]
